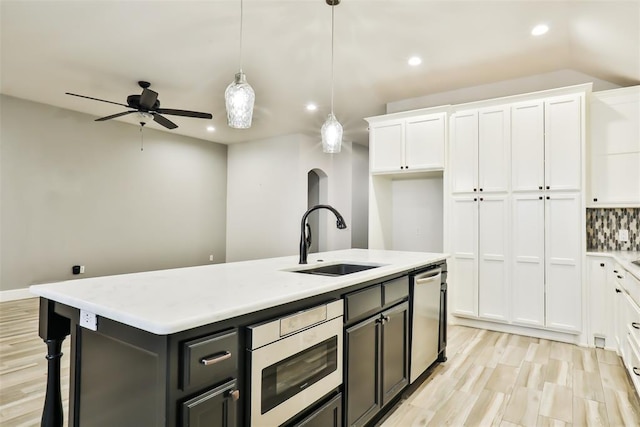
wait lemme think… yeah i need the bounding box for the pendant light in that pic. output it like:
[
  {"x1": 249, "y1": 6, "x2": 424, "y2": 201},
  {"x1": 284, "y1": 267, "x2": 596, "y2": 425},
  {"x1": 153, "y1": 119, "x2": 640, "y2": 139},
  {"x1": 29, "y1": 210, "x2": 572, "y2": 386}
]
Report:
[
  {"x1": 225, "y1": 0, "x2": 255, "y2": 129},
  {"x1": 321, "y1": 0, "x2": 343, "y2": 154}
]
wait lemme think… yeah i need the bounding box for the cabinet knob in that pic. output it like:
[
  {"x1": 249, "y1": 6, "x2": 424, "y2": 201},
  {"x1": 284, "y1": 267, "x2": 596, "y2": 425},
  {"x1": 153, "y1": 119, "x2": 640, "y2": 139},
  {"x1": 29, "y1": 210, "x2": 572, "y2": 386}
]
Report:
[
  {"x1": 225, "y1": 389, "x2": 240, "y2": 401},
  {"x1": 616, "y1": 288, "x2": 622, "y2": 293},
  {"x1": 400, "y1": 166, "x2": 404, "y2": 170},
  {"x1": 593, "y1": 198, "x2": 598, "y2": 202},
  {"x1": 474, "y1": 198, "x2": 477, "y2": 201},
  {"x1": 405, "y1": 165, "x2": 409, "y2": 169},
  {"x1": 473, "y1": 188, "x2": 477, "y2": 192},
  {"x1": 479, "y1": 188, "x2": 483, "y2": 192},
  {"x1": 539, "y1": 196, "x2": 543, "y2": 200},
  {"x1": 480, "y1": 198, "x2": 484, "y2": 201},
  {"x1": 600, "y1": 263, "x2": 605, "y2": 267},
  {"x1": 618, "y1": 275, "x2": 623, "y2": 279},
  {"x1": 546, "y1": 186, "x2": 550, "y2": 190},
  {"x1": 546, "y1": 196, "x2": 550, "y2": 200},
  {"x1": 614, "y1": 270, "x2": 619, "y2": 273},
  {"x1": 539, "y1": 186, "x2": 543, "y2": 190}
]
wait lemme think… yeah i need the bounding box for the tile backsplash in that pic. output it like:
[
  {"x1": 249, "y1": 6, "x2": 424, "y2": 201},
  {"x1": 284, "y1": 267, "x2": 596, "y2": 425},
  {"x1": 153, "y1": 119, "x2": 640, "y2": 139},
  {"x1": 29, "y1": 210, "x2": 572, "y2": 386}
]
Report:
[{"x1": 586, "y1": 208, "x2": 640, "y2": 251}]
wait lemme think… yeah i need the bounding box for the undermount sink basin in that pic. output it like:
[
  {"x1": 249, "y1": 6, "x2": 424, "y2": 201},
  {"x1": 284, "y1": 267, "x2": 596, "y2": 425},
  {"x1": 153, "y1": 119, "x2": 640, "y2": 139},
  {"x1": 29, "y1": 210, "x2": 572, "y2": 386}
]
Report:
[{"x1": 292, "y1": 263, "x2": 381, "y2": 277}]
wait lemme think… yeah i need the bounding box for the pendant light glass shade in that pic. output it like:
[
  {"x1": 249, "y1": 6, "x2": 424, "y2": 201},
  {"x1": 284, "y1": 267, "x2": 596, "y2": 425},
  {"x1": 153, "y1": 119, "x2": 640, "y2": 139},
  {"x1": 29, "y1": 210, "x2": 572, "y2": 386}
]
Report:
[
  {"x1": 225, "y1": 71, "x2": 255, "y2": 129},
  {"x1": 225, "y1": 0, "x2": 254, "y2": 129},
  {"x1": 321, "y1": 0, "x2": 342, "y2": 154},
  {"x1": 321, "y1": 113, "x2": 343, "y2": 153}
]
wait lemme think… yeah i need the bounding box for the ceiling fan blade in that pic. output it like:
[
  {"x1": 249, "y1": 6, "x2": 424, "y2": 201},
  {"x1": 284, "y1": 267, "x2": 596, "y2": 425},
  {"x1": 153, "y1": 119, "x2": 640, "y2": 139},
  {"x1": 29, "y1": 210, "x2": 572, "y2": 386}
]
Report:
[
  {"x1": 95, "y1": 110, "x2": 136, "y2": 121},
  {"x1": 66, "y1": 92, "x2": 129, "y2": 108},
  {"x1": 155, "y1": 108, "x2": 212, "y2": 119},
  {"x1": 139, "y1": 88, "x2": 158, "y2": 110},
  {"x1": 153, "y1": 113, "x2": 178, "y2": 129}
]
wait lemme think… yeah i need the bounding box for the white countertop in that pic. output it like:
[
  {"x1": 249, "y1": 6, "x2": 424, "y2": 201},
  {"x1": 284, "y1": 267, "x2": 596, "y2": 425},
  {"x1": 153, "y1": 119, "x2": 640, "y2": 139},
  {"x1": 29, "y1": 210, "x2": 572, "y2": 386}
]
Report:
[
  {"x1": 587, "y1": 250, "x2": 640, "y2": 280},
  {"x1": 30, "y1": 249, "x2": 447, "y2": 335}
]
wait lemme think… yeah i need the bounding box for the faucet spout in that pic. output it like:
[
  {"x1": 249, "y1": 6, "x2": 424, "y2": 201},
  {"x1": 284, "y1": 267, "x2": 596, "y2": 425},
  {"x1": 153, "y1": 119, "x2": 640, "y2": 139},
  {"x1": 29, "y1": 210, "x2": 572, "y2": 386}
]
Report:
[{"x1": 299, "y1": 204, "x2": 347, "y2": 264}]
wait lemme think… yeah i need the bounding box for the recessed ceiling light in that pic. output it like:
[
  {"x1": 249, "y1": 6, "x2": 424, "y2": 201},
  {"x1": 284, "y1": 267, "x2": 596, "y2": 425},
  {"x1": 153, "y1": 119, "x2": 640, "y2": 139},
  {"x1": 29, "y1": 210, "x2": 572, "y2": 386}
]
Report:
[
  {"x1": 306, "y1": 103, "x2": 318, "y2": 111},
  {"x1": 408, "y1": 56, "x2": 422, "y2": 66},
  {"x1": 531, "y1": 24, "x2": 549, "y2": 36},
  {"x1": 206, "y1": 126, "x2": 215, "y2": 132}
]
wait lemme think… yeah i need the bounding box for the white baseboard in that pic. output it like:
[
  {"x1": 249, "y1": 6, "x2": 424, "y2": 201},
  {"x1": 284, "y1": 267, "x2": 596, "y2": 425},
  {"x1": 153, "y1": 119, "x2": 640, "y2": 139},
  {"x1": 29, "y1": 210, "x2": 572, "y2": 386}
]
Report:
[{"x1": 0, "y1": 288, "x2": 35, "y2": 302}]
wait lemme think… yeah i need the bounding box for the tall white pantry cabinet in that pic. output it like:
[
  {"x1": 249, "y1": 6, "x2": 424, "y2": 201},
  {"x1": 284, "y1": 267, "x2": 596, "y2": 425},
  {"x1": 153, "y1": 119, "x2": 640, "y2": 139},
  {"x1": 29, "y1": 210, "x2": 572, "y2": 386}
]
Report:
[{"x1": 448, "y1": 87, "x2": 587, "y2": 338}]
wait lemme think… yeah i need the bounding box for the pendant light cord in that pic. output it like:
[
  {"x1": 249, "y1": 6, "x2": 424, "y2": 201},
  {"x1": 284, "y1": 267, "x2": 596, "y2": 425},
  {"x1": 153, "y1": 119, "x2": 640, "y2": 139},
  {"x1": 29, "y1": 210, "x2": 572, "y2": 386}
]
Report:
[
  {"x1": 330, "y1": 3, "x2": 335, "y2": 115},
  {"x1": 239, "y1": 0, "x2": 244, "y2": 72}
]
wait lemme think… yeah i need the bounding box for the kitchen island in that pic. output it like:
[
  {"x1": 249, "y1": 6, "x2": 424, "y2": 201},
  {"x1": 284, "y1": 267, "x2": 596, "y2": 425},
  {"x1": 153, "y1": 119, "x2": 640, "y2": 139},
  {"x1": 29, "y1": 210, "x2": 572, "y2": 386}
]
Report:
[{"x1": 31, "y1": 249, "x2": 447, "y2": 427}]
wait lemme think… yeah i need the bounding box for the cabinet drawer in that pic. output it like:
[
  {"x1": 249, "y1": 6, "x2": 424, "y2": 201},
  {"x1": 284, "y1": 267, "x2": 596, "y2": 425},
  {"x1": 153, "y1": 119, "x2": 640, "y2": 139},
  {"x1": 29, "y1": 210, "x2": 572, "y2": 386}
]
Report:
[
  {"x1": 345, "y1": 285, "x2": 382, "y2": 323},
  {"x1": 181, "y1": 329, "x2": 238, "y2": 391},
  {"x1": 625, "y1": 272, "x2": 640, "y2": 307},
  {"x1": 181, "y1": 379, "x2": 238, "y2": 427},
  {"x1": 383, "y1": 276, "x2": 409, "y2": 306},
  {"x1": 625, "y1": 335, "x2": 640, "y2": 396},
  {"x1": 625, "y1": 292, "x2": 640, "y2": 349}
]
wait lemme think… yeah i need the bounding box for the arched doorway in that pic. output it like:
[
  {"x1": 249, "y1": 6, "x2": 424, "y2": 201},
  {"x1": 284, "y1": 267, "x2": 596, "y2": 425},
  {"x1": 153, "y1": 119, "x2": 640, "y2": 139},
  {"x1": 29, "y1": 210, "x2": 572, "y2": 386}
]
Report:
[{"x1": 307, "y1": 169, "x2": 328, "y2": 253}]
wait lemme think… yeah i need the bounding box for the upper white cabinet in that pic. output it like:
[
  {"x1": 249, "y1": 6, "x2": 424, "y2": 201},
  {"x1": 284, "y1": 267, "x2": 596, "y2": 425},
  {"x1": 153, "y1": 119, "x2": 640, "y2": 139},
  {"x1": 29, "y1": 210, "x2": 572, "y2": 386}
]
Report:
[
  {"x1": 589, "y1": 86, "x2": 640, "y2": 207},
  {"x1": 511, "y1": 101, "x2": 544, "y2": 192},
  {"x1": 367, "y1": 110, "x2": 447, "y2": 174},
  {"x1": 511, "y1": 95, "x2": 583, "y2": 193},
  {"x1": 450, "y1": 105, "x2": 510, "y2": 193},
  {"x1": 545, "y1": 94, "x2": 583, "y2": 191}
]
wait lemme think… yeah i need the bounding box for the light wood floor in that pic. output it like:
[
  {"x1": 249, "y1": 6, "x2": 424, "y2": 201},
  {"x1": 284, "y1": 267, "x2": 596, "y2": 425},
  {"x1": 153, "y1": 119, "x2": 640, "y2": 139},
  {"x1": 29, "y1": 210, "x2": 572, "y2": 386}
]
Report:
[
  {"x1": 382, "y1": 325, "x2": 640, "y2": 426},
  {"x1": 1, "y1": 298, "x2": 639, "y2": 426}
]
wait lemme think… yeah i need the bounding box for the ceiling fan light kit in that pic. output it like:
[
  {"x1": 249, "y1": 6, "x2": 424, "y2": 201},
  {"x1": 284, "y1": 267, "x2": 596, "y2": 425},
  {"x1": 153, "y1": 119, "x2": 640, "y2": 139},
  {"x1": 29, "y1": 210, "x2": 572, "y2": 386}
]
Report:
[
  {"x1": 225, "y1": 0, "x2": 255, "y2": 129},
  {"x1": 321, "y1": 0, "x2": 343, "y2": 154}
]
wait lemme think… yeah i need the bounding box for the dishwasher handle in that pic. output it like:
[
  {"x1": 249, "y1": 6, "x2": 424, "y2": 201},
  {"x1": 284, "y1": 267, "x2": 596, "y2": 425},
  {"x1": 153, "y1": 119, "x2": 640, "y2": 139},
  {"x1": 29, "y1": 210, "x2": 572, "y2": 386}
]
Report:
[{"x1": 414, "y1": 268, "x2": 442, "y2": 285}]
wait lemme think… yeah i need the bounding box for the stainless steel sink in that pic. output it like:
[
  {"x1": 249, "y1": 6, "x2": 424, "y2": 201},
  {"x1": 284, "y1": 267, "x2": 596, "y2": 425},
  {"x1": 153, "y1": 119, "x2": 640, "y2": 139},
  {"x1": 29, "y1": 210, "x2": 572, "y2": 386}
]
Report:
[{"x1": 292, "y1": 263, "x2": 381, "y2": 277}]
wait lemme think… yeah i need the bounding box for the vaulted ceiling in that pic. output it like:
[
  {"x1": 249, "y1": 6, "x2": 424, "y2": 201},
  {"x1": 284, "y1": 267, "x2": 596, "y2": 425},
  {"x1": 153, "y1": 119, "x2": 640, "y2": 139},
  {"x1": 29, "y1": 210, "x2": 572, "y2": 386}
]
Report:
[{"x1": 1, "y1": 0, "x2": 638, "y2": 145}]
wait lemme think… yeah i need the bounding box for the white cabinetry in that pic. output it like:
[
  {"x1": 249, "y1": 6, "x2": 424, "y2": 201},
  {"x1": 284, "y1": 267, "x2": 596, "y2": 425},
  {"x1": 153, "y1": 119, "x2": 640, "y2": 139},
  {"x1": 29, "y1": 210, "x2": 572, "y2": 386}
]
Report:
[
  {"x1": 589, "y1": 86, "x2": 640, "y2": 207},
  {"x1": 587, "y1": 256, "x2": 612, "y2": 347},
  {"x1": 450, "y1": 105, "x2": 510, "y2": 194},
  {"x1": 449, "y1": 87, "x2": 586, "y2": 337},
  {"x1": 368, "y1": 111, "x2": 447, "y2": 174}
]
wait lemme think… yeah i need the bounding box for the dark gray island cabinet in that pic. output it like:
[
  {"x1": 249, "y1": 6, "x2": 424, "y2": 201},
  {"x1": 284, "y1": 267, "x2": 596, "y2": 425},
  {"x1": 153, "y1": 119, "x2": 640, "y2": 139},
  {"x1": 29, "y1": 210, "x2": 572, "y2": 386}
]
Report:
[{"x1": 33, "y1": 249, "x2": 447, "y2": 427}]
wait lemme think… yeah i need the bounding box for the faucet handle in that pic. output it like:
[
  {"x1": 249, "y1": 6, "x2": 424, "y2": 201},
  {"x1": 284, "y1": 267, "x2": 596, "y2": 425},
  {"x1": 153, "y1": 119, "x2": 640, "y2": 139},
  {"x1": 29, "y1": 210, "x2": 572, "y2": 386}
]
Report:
[{"x1": 305, "y1": 223, "x2": 312, "y2": 248}]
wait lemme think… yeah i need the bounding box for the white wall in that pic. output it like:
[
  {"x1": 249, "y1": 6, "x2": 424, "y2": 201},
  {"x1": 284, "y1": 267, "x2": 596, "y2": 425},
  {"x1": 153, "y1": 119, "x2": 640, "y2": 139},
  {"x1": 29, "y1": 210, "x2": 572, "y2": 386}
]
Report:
[
  {"x1": 387, "y1": 69, "x2": 620, "y2": 113},
  {"x1": 226, "y1": 134, "x2": 367, "y2": 262},
  {"x1": 0, "y1": 95, "x2": 228, "y2": 293}
]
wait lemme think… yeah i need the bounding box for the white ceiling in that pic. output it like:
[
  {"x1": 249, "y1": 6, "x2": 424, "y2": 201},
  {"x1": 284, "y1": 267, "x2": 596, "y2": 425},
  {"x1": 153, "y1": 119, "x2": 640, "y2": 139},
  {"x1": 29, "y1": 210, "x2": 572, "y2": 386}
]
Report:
[{"x1": 1, "y1": 0, "x2": 638, "y2": 145}]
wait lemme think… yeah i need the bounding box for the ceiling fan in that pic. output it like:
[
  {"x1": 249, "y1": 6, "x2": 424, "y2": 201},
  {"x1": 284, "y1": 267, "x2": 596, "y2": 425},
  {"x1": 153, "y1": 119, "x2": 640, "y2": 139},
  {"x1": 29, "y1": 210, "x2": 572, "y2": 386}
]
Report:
[{"x1": 65, "y1": 81, "x2": 213, "y2": 129}]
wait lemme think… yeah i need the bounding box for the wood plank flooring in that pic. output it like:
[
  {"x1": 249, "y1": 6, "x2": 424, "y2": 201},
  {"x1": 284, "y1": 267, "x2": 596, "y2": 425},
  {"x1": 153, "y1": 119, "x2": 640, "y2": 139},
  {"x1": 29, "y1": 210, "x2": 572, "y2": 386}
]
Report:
[
  {"x1": 1, "y1": 298, "x2": 639, "y2": 426},
  {"x1": 381, "y1": 325, "x2": 640, "y2": 427}
]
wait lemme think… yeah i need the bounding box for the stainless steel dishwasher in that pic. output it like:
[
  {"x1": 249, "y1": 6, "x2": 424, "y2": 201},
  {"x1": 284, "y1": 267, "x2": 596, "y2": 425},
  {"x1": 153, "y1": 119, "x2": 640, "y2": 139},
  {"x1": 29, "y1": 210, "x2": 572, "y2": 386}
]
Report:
[{"x1": 409, "y1": 267, "x2": 442, "y2": 383}]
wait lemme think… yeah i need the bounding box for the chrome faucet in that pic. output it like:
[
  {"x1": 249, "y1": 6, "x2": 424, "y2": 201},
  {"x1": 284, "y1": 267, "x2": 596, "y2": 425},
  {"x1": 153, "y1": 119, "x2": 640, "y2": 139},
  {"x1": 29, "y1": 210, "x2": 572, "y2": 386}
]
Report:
[{"x1": 299, "y1": 204, "x2": 347, "y2": 264}]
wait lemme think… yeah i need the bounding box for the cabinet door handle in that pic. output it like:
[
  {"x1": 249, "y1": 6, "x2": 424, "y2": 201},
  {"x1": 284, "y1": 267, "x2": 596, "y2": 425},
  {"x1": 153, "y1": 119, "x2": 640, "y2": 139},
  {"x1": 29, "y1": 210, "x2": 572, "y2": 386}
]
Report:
[
  {"x1": 618, "y1": 275, "x2": 624, "y2": 279},
  {"x1": 225, "y1": 389, "x2": 240, "y2": 401},
  {"x1": 200, "y1": 351, "x2": 232, "y2": 366},
  {"x1": 632, "y1": 322, "x2": 640, "y2": 330},
  {"x1": 593, "y1": 198, "x2": 598, "y2": 202},
  {"x1": 616, "y1": 288, "x2": 622, "y2": 293},
  {"x1": 614, "y1": 270, "x2": 619, "y2": 273},
  {"x1": 600, "y1": 263, "x2": 605, "y2": 267},
  {"x1": 634, "y1": 367, "x2": 640, "y2": 377}
]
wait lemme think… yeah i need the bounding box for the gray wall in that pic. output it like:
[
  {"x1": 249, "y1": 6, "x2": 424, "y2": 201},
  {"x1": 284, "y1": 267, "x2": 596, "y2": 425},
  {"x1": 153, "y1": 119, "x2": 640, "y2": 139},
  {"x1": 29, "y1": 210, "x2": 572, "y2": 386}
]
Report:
[{"x1": 1, "y1": 95, "x2": 227, "y2": 291}]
